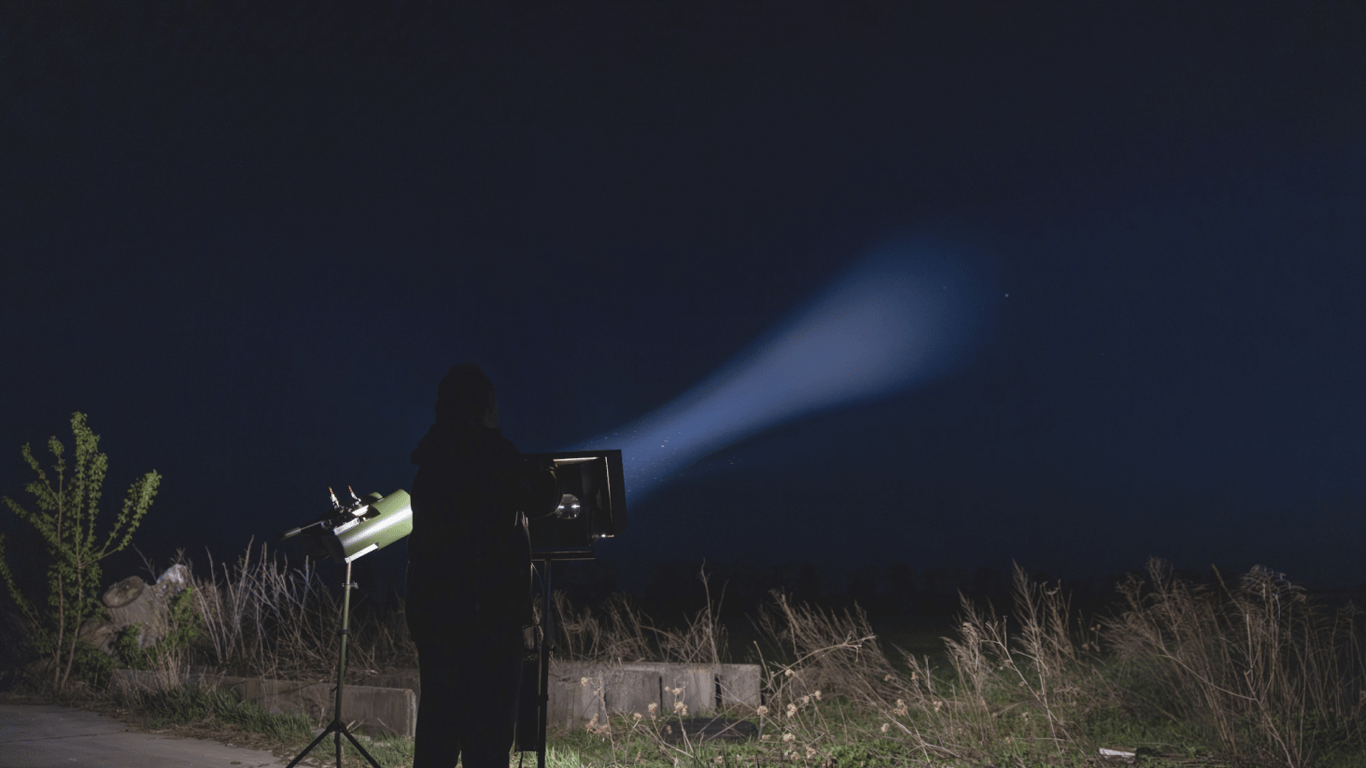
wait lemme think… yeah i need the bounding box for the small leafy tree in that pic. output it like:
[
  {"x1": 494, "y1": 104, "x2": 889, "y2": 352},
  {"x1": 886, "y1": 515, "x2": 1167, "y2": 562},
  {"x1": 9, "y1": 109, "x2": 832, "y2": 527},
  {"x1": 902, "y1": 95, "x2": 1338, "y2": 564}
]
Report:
[{"x1": 0, "y1": 412, "x2": 161, "y2": 692}]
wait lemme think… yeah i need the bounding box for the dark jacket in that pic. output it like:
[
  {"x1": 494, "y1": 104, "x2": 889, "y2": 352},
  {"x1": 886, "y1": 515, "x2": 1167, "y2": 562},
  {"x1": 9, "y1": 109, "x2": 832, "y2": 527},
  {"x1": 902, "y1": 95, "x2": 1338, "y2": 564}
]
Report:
[{"x1": 405, "y1": 422, "x2": 559, "y2": 635}]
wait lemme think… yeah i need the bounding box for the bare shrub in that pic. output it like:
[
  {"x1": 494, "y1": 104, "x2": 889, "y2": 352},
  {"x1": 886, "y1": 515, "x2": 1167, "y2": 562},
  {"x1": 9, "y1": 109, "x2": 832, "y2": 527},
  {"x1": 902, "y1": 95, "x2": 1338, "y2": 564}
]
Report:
[
  {"x1": 549, "y1": 592, "x2": 656, "y2": 663},
  {"x1": 550, "y1": 567, "x2": 727, "y2": 665},
  {"x1": 754, "y1": 590, "x2": 901, "y2": 707},
  {"x1": 1105, "y1": 558, "x2": 1366, "y2": 768},
  {"x1": 193, "y1": 541, "x2": 415, "y2": 683},
  {"x1": 869, "y1": 564, "x2": 1098, "y2": 765}
]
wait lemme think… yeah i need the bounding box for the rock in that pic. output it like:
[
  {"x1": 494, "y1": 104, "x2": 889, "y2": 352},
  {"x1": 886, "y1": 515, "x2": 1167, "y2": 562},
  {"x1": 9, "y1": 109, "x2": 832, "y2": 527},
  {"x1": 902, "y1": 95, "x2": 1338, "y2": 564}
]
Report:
[
  {"x1": 101, "y1": 566, "x2": 194, "y2": 648},
  {"x1": 103, "y1": 576, "x2": 160, "y2": 646},
  {"x1": 77, "y1": 617, "x2": 119, "y2": 654},
  {"x1": 154, "y1": 564, "x2": 191, "y2": 595},
  {"x1": 103, "y1": 576, "x2": 148, "y2": 609}
]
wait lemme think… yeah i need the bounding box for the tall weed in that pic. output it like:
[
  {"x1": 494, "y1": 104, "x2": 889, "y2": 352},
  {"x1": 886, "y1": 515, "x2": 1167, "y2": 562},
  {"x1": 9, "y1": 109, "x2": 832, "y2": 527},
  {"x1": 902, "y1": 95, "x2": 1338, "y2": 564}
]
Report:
[
  {"x1": 549, "y1": 567, "x2": 727, "y2": 665},
  {"x1": 1105, "y1": 558, "x2": 1366, "y2": 768},
  {"x1": 869, "y1": 565, "x2": 1098, "y2": 765},
  {"x1": 190, "y1": 542, "x2": 415, "y2": 683}
]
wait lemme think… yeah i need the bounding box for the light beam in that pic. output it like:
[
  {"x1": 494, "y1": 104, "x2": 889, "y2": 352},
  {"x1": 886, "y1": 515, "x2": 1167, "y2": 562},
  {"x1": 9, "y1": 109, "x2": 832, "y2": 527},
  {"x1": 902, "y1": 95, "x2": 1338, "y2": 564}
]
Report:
[{"x1": 580, "y1": 237, "x2": 992, "y2": 500}]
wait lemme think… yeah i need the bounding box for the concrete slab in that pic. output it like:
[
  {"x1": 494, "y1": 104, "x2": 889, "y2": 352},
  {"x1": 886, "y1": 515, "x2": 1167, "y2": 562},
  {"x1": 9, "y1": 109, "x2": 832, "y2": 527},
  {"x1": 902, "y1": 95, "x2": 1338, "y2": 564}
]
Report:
[
  {"x1": 544, "y1": 662, "x2": 761, "y2": 729},
  {"x1": 717, "y1": 664, "x2": 762, "y2": 710},
  {"x1": 0, "y1": 703, "x2": 292, "y2": 768}
]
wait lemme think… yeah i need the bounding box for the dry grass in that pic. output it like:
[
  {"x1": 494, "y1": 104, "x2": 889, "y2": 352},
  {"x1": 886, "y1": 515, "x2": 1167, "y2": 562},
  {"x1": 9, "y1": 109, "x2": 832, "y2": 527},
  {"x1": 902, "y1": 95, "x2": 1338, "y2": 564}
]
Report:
[
  {"x1": 814, "y1": 564, "x2": 1104, "y2": 766},
  {"x1": 548, "y1": 567, "x2": 728, "y2": 665},
  {"x1": 1105, "y1": 559, "x2": 1366, "y2": 768},
  {"x1": 191, "y1": 541, "x2": 415, "y2": 683},
  {"x1": 554, "y1": 564, "x2": 1103, "y2": 767},
  {"x1": 509, "y1": 559, "x2": 1366, "y2": 768},
  {"x1": 753, "y1": 590, "x2": 902, "y2": 706},
  {"x1": 81, "y1": 547, "x2": 1366, "y2": 768}
]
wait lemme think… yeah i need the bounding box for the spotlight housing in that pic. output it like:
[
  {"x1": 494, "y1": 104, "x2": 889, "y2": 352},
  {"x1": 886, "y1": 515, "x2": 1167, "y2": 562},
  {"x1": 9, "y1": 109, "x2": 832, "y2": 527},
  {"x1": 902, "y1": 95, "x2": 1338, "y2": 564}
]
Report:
[{"x1": 525, "y1": 450, "x2": 627, "y2": 560}]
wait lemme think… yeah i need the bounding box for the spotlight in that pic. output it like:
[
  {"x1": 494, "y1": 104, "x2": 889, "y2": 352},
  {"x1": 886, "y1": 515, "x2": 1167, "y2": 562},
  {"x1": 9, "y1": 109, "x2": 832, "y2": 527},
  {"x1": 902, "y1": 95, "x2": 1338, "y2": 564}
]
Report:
[{"x1": 525, "y1": 450, "x2": 627, "y2": 560}]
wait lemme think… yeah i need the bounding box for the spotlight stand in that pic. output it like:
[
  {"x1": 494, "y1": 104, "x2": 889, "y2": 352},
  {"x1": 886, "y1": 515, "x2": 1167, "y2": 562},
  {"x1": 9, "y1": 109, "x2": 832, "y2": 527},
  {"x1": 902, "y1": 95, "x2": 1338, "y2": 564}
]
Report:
[
  {"x1": 535, "y1": 559, "x2": 554, "y2": 768},
  {"x1": 286, "y1": 559, "x2": 382, "y2": 768}
]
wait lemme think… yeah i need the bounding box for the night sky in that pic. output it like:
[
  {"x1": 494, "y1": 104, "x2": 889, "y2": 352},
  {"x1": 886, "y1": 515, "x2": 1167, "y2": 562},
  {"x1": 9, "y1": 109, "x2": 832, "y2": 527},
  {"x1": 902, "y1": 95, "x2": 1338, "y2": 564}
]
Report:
[{"x1": 2, "y1": 1, "x2": 1364, "y2": 601}]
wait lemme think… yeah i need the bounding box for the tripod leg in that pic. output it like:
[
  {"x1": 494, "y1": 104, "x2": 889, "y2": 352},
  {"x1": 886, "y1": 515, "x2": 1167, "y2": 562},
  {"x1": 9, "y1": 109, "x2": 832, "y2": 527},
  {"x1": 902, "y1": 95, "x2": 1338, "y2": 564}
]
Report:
[
  {"x1": 286, "y1": 719, "x2": 384, "y2": 768},
  {"x1": 537, "y1": 560, "x2": 552, "y2": 768},
  {"x1": 286, "y1": 721, "x2": 339, "y2": 768},
  {"x1": 284, "y1": 562, "x2": 386, "y2": 768},
  {"x1": 339, "y1": 724, "x2": 385, "y2": 768}
]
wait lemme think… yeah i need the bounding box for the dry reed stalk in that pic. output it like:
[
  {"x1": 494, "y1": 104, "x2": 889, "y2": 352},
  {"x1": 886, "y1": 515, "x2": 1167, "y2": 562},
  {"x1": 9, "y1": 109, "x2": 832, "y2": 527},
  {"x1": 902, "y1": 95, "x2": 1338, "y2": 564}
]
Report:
[
  {"x1": 870, "y1": 565, "x2": 1097, "y2": 765},
  {"x1": 755, "y1": 590, "x2": 901, "y2": 708},
  {"x1": 549, "y1": 566, "x2": 728, "y2": 665},
  {"x1": 191, "y1": 541, "x2": 414, "y2": 683},
  {"x1": 1105, "y1": 558, "x2": 1366, "y2": 768}
]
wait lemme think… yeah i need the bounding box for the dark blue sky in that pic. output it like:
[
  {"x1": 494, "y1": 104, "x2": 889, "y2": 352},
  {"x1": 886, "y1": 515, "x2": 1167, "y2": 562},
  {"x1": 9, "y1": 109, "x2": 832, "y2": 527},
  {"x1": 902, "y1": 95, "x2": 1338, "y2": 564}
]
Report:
[{"x1": 2, "y1": 0, "x2": 1364, "y2": 595}]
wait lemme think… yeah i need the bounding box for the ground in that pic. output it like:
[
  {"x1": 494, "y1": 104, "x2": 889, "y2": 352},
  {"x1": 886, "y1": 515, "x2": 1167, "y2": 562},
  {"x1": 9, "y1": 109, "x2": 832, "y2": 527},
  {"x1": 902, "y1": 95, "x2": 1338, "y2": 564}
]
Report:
[{"x1": 0, "y1": 690, "x2": 318, "y2": 766}]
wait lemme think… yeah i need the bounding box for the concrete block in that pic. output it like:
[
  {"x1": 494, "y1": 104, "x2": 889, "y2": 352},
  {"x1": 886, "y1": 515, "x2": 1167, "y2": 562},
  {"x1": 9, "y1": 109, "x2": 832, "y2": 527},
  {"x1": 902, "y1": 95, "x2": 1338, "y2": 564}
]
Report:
[
  {"x1": 542, "y1": 661, "x2": 761, "y2": 729},
  {"x1": 213, "y1": 676, "x2": 416, "y2": 739},
  {"x1": 657, "y1": 663, "x2": 716, "y2": 715},
  {"x1": 601, "y1": 665, "x2": 665, "y2": 719},
  {"x1": 369, "y1": 668, "x2": 421, "y2": 697},
  {"x1": 112, "y1": 660, "x2": 759, "y2": 737},
  {"x1": 718, "y1": 664, "x2": 762, "y2": 709},
  {"x1": 546, "y1": 661, "x2": 607, "y2": 729}
]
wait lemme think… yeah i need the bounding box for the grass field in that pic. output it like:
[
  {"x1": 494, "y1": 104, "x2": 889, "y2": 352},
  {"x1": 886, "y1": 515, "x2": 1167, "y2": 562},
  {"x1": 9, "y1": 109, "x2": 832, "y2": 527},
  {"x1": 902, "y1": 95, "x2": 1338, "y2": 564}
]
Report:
[{"x1": 6, "y1": 546, "x2": 1366, "y2": 768}]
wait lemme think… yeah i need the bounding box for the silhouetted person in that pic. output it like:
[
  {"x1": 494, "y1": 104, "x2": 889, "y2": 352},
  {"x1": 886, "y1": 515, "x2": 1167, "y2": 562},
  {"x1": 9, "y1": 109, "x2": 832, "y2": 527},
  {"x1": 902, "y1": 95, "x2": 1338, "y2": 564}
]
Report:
[{"x1": 406, "y1": 363, "x2": 559, "y2": 768}]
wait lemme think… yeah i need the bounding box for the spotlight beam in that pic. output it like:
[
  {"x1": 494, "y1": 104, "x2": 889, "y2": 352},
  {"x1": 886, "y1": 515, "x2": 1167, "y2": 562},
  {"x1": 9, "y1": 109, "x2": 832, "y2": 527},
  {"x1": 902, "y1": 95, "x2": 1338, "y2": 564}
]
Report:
[{"x1": 579, "y1": 239, "x2": 991, "y2": 500}]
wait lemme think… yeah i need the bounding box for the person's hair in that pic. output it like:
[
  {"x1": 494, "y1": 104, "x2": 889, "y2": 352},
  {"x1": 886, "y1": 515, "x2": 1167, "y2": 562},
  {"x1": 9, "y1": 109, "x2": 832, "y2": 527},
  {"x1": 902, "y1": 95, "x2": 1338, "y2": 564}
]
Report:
[{"x1": 435, "y1": 362, "x2": 496, "y2": 425}]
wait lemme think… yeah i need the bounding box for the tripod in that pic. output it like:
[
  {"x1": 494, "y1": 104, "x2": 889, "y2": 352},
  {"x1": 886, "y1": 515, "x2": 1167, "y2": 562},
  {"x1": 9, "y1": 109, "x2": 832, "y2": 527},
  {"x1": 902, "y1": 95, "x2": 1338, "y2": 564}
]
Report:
[
  {"x1": 515, "y1": 558, "x2": 560, "y2": 768},
  {"x1": 286, "y1": 559, "x2": 383, "y2": 768}
]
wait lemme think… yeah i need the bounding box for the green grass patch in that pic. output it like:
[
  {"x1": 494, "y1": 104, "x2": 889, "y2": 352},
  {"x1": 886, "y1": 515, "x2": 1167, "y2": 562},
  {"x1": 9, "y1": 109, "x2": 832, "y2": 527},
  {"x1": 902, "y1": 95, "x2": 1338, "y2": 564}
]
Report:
[
  {"x1": 120, "y1": 681, "x2": 417, "y2": 768},
  {"x1": 131, "y1": 683, "x2": 314, "y2": 738},
  {"x1": 297, "y1": 729, "x2": 416, "y2": 768}
]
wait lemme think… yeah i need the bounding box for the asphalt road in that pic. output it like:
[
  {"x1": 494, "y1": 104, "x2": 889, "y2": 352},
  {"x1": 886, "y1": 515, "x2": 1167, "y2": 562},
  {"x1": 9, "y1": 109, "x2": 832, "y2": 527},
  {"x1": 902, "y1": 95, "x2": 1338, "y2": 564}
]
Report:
[{"x1": 0, "y1": 703, "x2": 293, "y2": 768}]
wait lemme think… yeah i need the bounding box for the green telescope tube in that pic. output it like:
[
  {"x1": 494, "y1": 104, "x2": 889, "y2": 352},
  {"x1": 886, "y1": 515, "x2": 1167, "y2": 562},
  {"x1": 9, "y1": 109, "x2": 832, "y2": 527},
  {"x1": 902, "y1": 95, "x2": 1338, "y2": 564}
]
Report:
[{"x1": 327, "y1": 489, "x2": 413, "y2": 563}]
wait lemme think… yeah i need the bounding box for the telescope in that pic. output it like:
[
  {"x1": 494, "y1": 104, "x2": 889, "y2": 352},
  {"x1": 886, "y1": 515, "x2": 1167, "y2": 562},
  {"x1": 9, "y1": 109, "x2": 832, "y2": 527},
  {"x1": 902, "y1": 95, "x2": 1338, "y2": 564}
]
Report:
[
  {"x1": 276, "y1": 486, "x2": 415, "y2": 768},
  {"x1": 279, "y1": 487, "x2": 414, "y2": 564}
]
